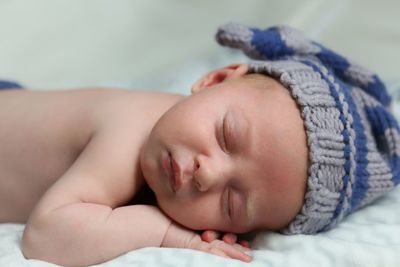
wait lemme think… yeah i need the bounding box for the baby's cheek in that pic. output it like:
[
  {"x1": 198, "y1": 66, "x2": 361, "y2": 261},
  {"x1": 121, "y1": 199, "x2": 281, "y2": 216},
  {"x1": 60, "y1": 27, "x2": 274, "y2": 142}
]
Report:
[
  {"x1": 157, "y1": 191, "x2": 229, "y2": 231},
  {"x1": 157, "y1": 200, "x2": 196, "y2": 228},
  {"x1": 164, "y1": 203, "x2": 218, "y2": 230}
]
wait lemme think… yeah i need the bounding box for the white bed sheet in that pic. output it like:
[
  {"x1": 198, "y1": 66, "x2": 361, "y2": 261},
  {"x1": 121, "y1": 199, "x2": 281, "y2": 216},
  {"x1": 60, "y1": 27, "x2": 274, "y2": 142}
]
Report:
[{"x1": 1, "y1": 185, "x2": 399, "y2": 267}]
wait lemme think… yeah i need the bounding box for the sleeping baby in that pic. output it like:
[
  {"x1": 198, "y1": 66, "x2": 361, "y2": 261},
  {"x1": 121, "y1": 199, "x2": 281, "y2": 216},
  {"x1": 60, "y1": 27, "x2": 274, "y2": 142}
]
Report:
[{"x1": 0, "y1": 23, "x2": 399, "y2": 266}]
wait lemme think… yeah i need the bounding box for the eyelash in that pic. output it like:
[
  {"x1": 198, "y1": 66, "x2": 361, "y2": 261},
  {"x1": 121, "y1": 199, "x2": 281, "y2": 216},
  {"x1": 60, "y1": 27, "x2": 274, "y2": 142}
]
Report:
[
  {"x1": 221, "y1": 116, "x2": 229, "y2": 152},
  {"x1": 227, "y1": 188, "x2": 233, "y2": 221}
]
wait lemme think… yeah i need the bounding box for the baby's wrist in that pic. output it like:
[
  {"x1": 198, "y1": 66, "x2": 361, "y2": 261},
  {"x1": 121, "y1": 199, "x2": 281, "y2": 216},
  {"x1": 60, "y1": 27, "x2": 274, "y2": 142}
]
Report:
[{"x1": 161, "y1": 221, "x2": 197, "y2": 249}]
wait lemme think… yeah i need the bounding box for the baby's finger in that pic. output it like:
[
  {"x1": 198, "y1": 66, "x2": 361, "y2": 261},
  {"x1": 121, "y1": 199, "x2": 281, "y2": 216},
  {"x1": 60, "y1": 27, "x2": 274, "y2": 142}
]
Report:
[
  {"x1": 232, "y1": 243, "x2": 251, "y2": 253},
  {"x1": 239, "y1": 240, "x2": 251, "y2": 248},
  {"x1": 201, "y1": 230, "x2": 220, "y2": 242},
  {"x1": 222, "y1": 233, "x2": 237, "y2": 244},
  {"x1": 213, "y1": 240, "x2": 252, "y2": 262},
  {"x1": 208, "y1": 247, "x2": 229, "y2": 259}
]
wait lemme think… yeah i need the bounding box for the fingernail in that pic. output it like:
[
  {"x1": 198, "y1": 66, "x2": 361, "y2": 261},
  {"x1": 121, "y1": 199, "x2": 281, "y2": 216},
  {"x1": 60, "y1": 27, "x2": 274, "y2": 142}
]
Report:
[
  {"x1": 244, "y1": 253, "x2": 253, "y2": 262},
  {"x1": 244, "y1": 251, "x2": 252, "y2": 256}
]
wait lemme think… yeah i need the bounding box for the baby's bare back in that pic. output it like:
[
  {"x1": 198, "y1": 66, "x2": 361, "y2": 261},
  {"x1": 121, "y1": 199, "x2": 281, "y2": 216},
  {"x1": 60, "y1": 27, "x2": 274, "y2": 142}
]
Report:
[
  {"x1": 0, "y1": 89, "x2": 101, "y2": 222},
  {"x1": 0, "y1": 88, "x2": 180, "y2": 222}
]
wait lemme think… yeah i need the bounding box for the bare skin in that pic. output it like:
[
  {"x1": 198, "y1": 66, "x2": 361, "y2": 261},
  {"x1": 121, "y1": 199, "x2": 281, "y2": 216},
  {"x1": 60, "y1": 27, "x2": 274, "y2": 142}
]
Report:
[
  {"x1": 0, "y1": 64, "x2": 307, "y2": 266},
  {"x1": 0, "y1": 88, "x2": 174, "y2": 222},
  {"x1": 0, "y1": 87, "x2": 251, "y2": 266}
]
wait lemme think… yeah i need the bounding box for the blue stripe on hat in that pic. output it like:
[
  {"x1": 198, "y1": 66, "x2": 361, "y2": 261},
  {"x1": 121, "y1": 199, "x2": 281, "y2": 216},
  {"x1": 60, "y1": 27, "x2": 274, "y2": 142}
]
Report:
[
  {"x1": 314, "y1": 44, "x2": 391, "y2": 107},
  {"x1": 364, "y1": 105, "x2": 400, "y2": 185},
  {"x1": 247, "y1": 25, "x2": 391, "y2": 108},
  {"x1": 315, "y1": 44, "x2": 350, "y2": 77},
  {"x1": 338, "y1": 81, "x2": 369, "y2": 212},
  {"x1": 365, "y1": 106, "x2": 398, "y2": 134},
  {"x1": 365, "y1": 76, "x2": 391, "y2": 107},
  {"x1": 299, "y1": 59, "x2": 369, "y2": 218},
  {"x1": 297, "y1": 59, "x2": 351, "y2": 220},
  {"x1": 391, "y1": 156, "x2": 400, "y2": 185},
  {"x1": 250, "y1": 27, "x2": 295, "y2": 59}
]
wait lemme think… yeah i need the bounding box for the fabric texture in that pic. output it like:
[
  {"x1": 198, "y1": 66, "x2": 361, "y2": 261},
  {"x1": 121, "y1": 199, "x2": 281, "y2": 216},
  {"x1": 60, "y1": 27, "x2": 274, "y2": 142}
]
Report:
[
  {"x1": 216, "y1": 23, "x2": 400, "y2": 234},
  {"x1": 0, "y1": 80, "x2": 23, "y2": 90}
]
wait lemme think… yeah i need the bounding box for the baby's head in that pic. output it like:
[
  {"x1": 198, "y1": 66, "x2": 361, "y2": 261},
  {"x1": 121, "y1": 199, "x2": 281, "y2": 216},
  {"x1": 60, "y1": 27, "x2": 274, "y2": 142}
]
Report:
[
  {"x1": 140, "y1": 23, "x2": 400, "y2": 234},
  {"x1": 141, "y1": 64, "x2": 308, "y2": 233}
]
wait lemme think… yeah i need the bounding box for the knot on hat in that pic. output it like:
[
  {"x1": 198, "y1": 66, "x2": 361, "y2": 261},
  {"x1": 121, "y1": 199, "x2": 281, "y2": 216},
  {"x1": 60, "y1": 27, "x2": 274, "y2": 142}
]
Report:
[{"x1": 216, "y1": 22, "x2": 391, "y2": 107}]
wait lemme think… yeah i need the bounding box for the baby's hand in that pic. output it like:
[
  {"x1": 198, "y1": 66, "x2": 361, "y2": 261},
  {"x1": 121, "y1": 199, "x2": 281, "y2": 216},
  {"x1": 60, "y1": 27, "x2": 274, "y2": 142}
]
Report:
[
  {"x1": 186, "y1": 234, "x2": 252, "y2": 263},
  {"x1": 161, "y1": 221, "x2": 251, "y2": 262},
  {"x1": 201, "y1": 230, "x2": 251, "y2": 249}
]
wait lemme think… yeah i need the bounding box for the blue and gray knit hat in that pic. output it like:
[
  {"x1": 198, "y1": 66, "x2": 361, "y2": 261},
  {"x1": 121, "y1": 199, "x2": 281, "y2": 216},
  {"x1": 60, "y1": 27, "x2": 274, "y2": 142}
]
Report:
[{"x1": 216, "y1": 23, "x2": 400, "y2": 234}]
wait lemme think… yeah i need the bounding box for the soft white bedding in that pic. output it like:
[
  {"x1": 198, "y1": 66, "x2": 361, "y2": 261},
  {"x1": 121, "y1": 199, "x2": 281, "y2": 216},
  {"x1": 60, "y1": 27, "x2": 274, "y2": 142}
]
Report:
[{"x1": 1, "y1": 185, "x2": 399, "y2": 267}]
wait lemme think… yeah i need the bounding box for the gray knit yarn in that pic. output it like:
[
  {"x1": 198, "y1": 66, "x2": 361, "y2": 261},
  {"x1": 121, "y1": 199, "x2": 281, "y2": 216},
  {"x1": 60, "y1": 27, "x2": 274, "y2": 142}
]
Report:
[{"x1": 216, "y1": 23, "x2": 400, "y2": 234}]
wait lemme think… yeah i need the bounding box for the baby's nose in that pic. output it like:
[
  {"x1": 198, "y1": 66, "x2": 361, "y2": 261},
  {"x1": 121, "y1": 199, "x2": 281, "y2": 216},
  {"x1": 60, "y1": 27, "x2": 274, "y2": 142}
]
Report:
[{"x1": 193, "y1": 154, "x2": 229, "y2": 192}]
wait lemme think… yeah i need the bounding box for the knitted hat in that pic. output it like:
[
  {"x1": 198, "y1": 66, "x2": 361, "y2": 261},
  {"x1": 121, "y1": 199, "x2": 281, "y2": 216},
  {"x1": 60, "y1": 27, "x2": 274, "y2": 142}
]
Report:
[{"x1": 216, "y1": 23, "x2": 400, "y2": 234}]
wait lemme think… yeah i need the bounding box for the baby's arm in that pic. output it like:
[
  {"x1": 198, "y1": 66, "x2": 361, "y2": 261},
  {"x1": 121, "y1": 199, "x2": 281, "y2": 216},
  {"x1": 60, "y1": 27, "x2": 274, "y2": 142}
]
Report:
[
  {"x1": 24, "y1": 202, "x2": 249, "y2": 266},
  {"x1": 21, "y1": 128, "x2": 169, "y2": 265},
  {"x1": 21, "y1": 127, "x2": 250, "y2": 266}
]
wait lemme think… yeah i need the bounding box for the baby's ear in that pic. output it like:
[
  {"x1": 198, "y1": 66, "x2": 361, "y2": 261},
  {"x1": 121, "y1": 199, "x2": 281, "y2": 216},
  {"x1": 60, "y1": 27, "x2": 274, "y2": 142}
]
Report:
[{"x1": 191, "y1": 64, "x2": 248, "y2": 94}]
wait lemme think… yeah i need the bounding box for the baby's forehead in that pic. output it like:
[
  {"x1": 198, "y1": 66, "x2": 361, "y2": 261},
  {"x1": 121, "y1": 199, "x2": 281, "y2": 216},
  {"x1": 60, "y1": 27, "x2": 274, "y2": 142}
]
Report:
[
  {"x1": 242, "y1": 73, "x2": 286, "y2": 89},
  {"x1": 208, "y1": 75, "x2": 288, "y2": 103}
]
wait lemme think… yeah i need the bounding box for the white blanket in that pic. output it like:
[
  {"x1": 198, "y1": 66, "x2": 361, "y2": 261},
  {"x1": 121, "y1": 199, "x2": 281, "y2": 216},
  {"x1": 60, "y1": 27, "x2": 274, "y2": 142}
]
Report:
[{"x1": 1, "y1": 185, "x2": 399, "y2": 267}]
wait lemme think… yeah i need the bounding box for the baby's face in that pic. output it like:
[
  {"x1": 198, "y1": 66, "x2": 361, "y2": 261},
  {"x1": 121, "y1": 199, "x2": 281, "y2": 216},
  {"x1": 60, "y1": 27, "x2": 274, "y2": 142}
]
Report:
[{"x1": 140, "y1": 75, "x2": 308, "y2": 233}]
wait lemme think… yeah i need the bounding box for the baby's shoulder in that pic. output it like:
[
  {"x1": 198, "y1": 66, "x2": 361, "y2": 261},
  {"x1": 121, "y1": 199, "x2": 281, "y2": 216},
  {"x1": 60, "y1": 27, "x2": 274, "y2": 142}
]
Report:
[
  {"x1": 45, "y1": 88, "x2": 182, "y2": 207},
  {"x1": 89, "y1": 88, "x2": 182, "y2": 137},
  {"x1": 0, "y1": 87, "x2": 181, "y2": 159}
]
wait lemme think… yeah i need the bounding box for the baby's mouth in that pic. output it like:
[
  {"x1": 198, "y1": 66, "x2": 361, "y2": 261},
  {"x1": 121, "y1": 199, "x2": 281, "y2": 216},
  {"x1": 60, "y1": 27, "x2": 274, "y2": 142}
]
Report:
[{"x1": 163, "y1": 152, "x2": 182, "y2": 193}]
